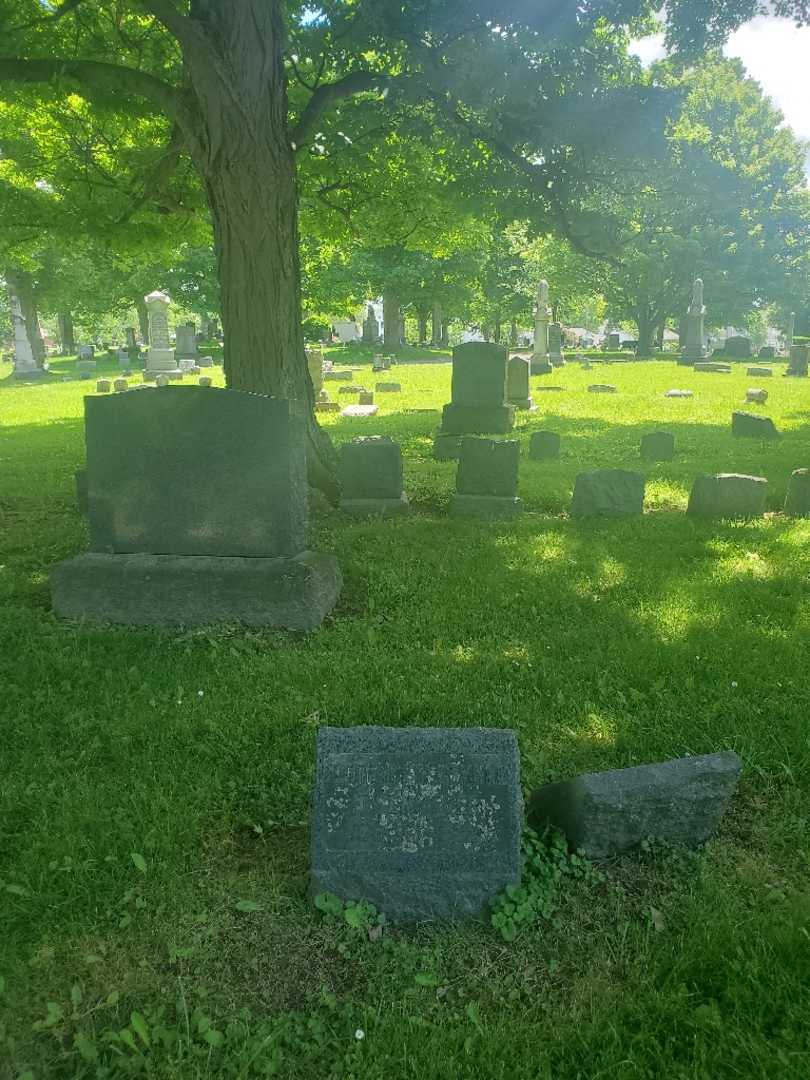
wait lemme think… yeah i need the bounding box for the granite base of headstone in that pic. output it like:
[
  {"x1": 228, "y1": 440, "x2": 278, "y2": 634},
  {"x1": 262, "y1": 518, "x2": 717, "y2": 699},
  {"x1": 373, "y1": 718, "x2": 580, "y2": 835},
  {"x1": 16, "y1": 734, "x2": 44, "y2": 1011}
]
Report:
[
  {"x1": 339, "y1": 436, "x2": 408, "y2": 516},
  {"x1": 440, "y1": 342, "x2": 515, "y2": 435},
  {"x1": 529, "y1": 431, "x2": 560, "y2": 461},
  {"x1": 339, "y1": 384, "x2": 367, "y2": 394},
  {"x1": 785, "y1": 469, "x2": 810, "y2": 517},
  {"x1": 450, "y1": 437, "x2": 522, "y2": 519},
  {"x1": 640, "y1": 432, "x2": 675, "y2": 461},
  {"x1": 571, "y1": 470, "x2": 645, "y2": 517},
  {"x1": 747, "y1": 366, "x2": 772, "y2": 378},
  {"x1": 310, "y1": 726, "x2": 522, "y2": 921},
  {"x1": 528, "y1": 752, "x2": 742, "y2": 859},
  {"x1": 687, "y1": 473, "x2": 768, "y2": 518},
  {"x1": 530, "y1": 356, "x2": 554, "y2": 375},
  {"x1": 731, "y1": 411, "x2": 780, "y2": 438},
  {"x1": 694, "y1": 362, "x2": 731, "y2": 373}
]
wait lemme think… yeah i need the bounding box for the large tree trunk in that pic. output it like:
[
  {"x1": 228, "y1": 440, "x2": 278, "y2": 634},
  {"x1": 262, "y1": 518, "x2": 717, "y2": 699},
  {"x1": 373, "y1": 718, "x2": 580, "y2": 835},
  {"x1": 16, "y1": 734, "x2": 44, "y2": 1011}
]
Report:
[
  {"x1": 383, "y1": 289, "x2": 400, "y2": 349},
  {"x1": 177, "y1": 0, "x2": 337, "y2": 498},
  {"x1": 417, "y1": 309, "x2": 428, "y2": 344},
  {"x1": 136, "y1": 297, "x2": 150, "y2": 344},
  {"x1": 636, "y1": 306, "x2": 656, "y2": 357},
  {"x1": 431, "y1": 302, "x2": 442, "y2": 345},
  {"x1": 493, "y1": 314, "x2": 502, "y2": 344},
  {"x1": 6, "y1": 268, "x2": 45, "y2": 366},
  {"x1": 441, "y1": 319, "x2": 450, "y2": 347},
  {"x1": 57, "y1": 311, "x2": 75, "y2": 355},
  {"x1": 509, "y1": 318, "x2": 518, "y2": 347}
]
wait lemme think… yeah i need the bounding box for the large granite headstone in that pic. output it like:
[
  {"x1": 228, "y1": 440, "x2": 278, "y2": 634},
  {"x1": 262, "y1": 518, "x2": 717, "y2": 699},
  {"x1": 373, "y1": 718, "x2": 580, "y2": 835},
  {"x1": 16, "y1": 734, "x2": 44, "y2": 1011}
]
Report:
[
  {"x1": 51, "y1": 388, "x2": 341, "y2": 628},
  {"x1": 528, "y1": 752, "x2": 742, "y2": 859},
  {"x1": 311, "y1": 726, "x2": 522, "y2": 921},
  {"x1": 174, "y1": 322, "x2": 198, "y2": 361},
  {"x1": 440, "y1": 342, "x2": 514, "y2": 434},
  {"x1": 723, "y1": 335, "x2": 752, "y2": 359}
]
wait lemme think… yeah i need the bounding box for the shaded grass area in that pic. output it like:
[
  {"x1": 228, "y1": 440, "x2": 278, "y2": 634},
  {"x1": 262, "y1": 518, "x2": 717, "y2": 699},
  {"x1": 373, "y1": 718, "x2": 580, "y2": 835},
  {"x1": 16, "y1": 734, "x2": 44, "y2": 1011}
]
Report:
[{"x1": 1, "y1": 359, "x2": 810, "y2": 1078}]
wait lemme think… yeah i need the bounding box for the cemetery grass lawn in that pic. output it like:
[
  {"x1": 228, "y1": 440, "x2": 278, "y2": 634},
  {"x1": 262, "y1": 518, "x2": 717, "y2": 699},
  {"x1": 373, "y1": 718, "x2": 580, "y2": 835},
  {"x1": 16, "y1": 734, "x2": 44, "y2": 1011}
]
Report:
[{"x1": 2, "y1": 357, "x2": 810, "y2": 1078}]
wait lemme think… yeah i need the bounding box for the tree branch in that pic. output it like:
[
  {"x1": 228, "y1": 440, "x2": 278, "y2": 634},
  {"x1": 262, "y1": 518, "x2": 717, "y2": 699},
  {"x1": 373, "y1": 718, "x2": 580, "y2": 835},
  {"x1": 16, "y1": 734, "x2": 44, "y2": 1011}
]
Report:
[
  {"x1": 0, "y1": 57, "x2": 178, "y2": 119},
  {"x1": 290, "y1": 70, "x2": 395, "y2": 148}
]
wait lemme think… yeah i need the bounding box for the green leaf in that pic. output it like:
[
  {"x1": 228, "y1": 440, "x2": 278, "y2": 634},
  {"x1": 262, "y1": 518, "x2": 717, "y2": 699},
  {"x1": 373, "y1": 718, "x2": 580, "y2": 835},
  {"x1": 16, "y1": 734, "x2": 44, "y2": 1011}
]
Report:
[
  {"x1": 414, "y1": 972, "x2": 440, "y2": 987},
  {"x1": 106, "y1": 990, "x2": 120, "y2": 1007},
  {"x1": 5, "y1": 883, "x2": 29, "y2": 897},
  {"x1": 130, "y1": 1011, "x2": 150, "y2": 1048},
  {"x1": 131, "y1": 852, "x2": 147, "y2": 874},
  {"x1": 74, "y1": 1031, "x2": 98, "y2": 1063},
  {"x1": 234, "y1": 899, "x2": 262, "y2": 913},
  {"x1": 203, "y1": 1028, "x2": 224, "y2": 1048},
  {"x1": 70, "y1": 984, "x2": 83, "y2": 1010}
]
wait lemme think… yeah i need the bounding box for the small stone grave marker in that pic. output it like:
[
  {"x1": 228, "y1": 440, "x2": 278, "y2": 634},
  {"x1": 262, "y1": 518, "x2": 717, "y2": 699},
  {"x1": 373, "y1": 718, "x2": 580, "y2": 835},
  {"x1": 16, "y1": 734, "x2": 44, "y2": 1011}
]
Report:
[
  {"x1": 571, "y1": 470, "x2": 645, "y2": 517},
  {"x1": 588, "y1": 384, "x2": 617, "y2": 393},
  {"x1": 339, "y1": 436, "x2": 408, "y2": 516},
  {"x1": 376, "y1": 382, "x2": 401, "y2": 392},
  {"x1": 747, "y1": 366, "x2": 772, "y2": 378},
  {"x1": 687, "y1": 473, "x2": 768, "y2": 518},
  {"x1": 745, "y1": 388, "x2": 768, "y2": 404},
  {"x1": 341, "y1": 404, "x2": 379, "y2": 418},
  {"x1": 785, "y1": 469, "x2": 810, "y2": 517},
  {"x1": 310, "y1": 726, "x2": 522, "y2": 920},
  {"x1": 113, "y1": 378, "x2": 128, "y2": 393},
  {"x1": 96, "y1": 380, "x2": 111, "y2": 394},
  {"x1": 665, "y1": 389, "x2": 693, "y2": 398},
  {"x1": 450, "y1": 437, "x2": 522, "y2": 518},
  {"x1": 731, "y1": 411, "x2": 780, "y2": 439},
  {"x1": 529, "y1": 431, "x2": 560, "y2": 460},
  {"x1": 640, "y1": 431, "x2": 675, "y2": 461}
]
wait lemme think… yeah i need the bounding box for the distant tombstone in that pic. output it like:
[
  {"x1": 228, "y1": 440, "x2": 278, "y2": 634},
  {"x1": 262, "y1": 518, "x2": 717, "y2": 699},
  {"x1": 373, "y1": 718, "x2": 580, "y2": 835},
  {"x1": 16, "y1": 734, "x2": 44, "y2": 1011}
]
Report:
[
  {"x1": 375, "y1": 381, "x2": 401, "y2": 392},
  {"x1": 324, "y1": 369, "x2": 354, "y2": 381},
  {"x1": 731, "y1": 411, "x2": 780, "y2": 439},
  {"x1": 338, "y1": 385, "x2": 367, "y2": 394},
  {"x1": 723, "y1": 335, "x2": 752, "y2": 359},
  {"x1": 310, "y1": 725, "x2": 522, "y2": 920},
  {"x1": 694, "y1": 361, "x2": 731, "y2": 373},
  {"x1": 125, "y1": 327, "x2": 138, "y2": 351},
  {"x1": 338, "y1": 436, "x2": 408, "y2": 516},
  {"x1": 687, "y1": 473, "x2": 768, "y2": 518},
  {"x1": 174, "y1": 322, "x2": 198, "y2": 361},
  {"x1": 529, "y1": 431, "x2": 560, "y2": 460},
  {"x1": 531, "y1": 278, "x2": 552, "y2": 373},
  {"x1": 606, "y1": 332, "x2": 621, "y2": 350},
  {"x1": 78, "y1": 345, "x2": 95, "y2": 360},
  {"x1": 528, "y1": 753, "x2": 741, "y2": 859},
  {"x1": 341, "y1": 404, "x2": 379, "y2": 418},
  {"x1": 784, "y1": 469, "x2": 810, "y2": 517},
  {"x1": 50, "y1": 388, "x2": 341, "y2": 628},
  {"x1": 199, "y1": 376, "x2": 212, "y2": 387},
  {"x1": 450, "y1": 437, "x2": 522, "y2": 519},
  {"x1": 757, "y1": 346, "x2": 775, "y2": 360},
  {"x1": 665, "y1": 389, "x2": 694, "y2": 398},
  {"x1": 745, "y1": 388, "x2": 768, "y2": 404},
  {"x1": 358, "y1": 390, "x2": 374, "y2": 406},
  {"x1": 197, "y1": 355, "x2": 214, "y2": 368},
  {"x1": 506, "y1": 355, "x2": 533, "y2": 409},
  {"x1": 640, "y1": 431, "x2": 675, "y2": 461},
  {"x1": 571, "y1": 470, "x2": 645, "y2": 517},
  {"x1": 588, "y1": 384, "x2": 617, "y2": 393},
  {"x1": 681, "y1": 278, "x2": 706, "y2": 365},
  {"x1": 96, "y1": 379, "x2": 111, "y2": 393},
  {"x1": 786, "y1": 345, "x2": 809, "y2": 377},
  {"x1": 76, "y1": 359, "x2": 97, "y2": 374},
  {"x1": 144, "y1": 291, "x2": 179, "y2": 375},
  {"x1": 439, "y1": 342, "x2": 514, "y2": 435},
  {"x1": 361, "y1": 304, "x2": 380, "y2": 344},
  {"x1": 548, "y1": 323, "x2": 565, "y2": 366},
  {"x1": 9, "y1": 291, "x2": 46, "y2": 379},
  {"x1": 747, "y1": 366, "x2": 773, "y2": 377},
  {"x1": 113, "y1": 378, "x2": 128, "y2": 392}
]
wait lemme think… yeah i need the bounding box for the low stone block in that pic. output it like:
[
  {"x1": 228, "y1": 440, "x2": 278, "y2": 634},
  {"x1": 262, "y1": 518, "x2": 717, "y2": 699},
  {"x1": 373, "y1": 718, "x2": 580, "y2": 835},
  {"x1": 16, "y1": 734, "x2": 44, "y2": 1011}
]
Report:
[
  {"x1": 588, "y1": 384, "x2": 617, "y2": 393},
  {"x1": 338, "y1": 385, "x2": 367, "y2": 394},
  {"x1": 687, "y1": 473, "x2": 768, "y2": 518},
  {"x1": 694, "y1": 362, "x2": 731, "y2": 373},
  {"x1": 665, "y1": 389, "x2": 693, "y2": 398},
  {"x1": 198, "y1": 355, "x2": 214, "y2": 367},
  {"x1": 341, "y1": 404, "x2": 379, "y2": 418},
  {"x1": 534, "y1": 385, "x2": 565, "y2": 392},
  {"x1": 785, "y1": 468, "x2": 810, "y2": 517},
  {"x1": 113, "y1": 379, "x2": 128, "y2": 392},
  {"x1": 571, "y1": 470, "x2": 645, "y2": 517},
  {"x1": 199, "y1": 376, "x2": 212, "y2": 387},
  {"x1": 315, "y1": 401, "x2": 340, "y2": 413},
  {"x1": 529, "y1": 431, "x2": 560, "y2": 460},
  {"x1": 528, "y1": 752, "x2": 742, "y2": 859},
  {"x1": 745, "y1": 388, "x2": 768, "y2": 404},
  {"x1": 310, "y1": 726, "x2": 522, "y2": 921},
  {"x1": 358, "y1": 391, "x2": 374, "y2": 406},
  {"x1": 51, "y1": 551, "x2": 341, "y2": 630},
  {"x1": 433, "y1": 433, "x2": 462, "y2": 460},
  {"x1": 96, "y1": 380, "x2": 111, "y2": 393},
  {"x1": 324, "y1": 370, "x2": 354, "y2": 381},
  {"x1": 758, "y1": 346, "x2": 775, "y2": 360},
  {"x1": 375, "y1": 382, "x2": 401, "y2": 392},
  {"x1": 440, "y1": 402, "x2": 515, "y2": 435},
  {"x1": 530, "y1": 357, "x2": 554, "y2": 375},
  {"x1": 747, "y1": 366, "x2": 773, "y2": 377},
  {"x1": 731, "y1": 411, "x2": 780, "y2": 439},
  {"x1": 640, "y1": 431, "x2": 675, "y2": 461},
  {"x1": 456, "y1": 437, "x2": 519, "y2": 498}
]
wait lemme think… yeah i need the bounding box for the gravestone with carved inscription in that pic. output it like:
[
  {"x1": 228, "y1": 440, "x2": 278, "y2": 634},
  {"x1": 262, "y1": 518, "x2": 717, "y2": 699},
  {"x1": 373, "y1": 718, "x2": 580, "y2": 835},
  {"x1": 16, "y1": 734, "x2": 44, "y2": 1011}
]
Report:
[{"x1": 310, "y1": 726, "x2": 522, "y2": 921}]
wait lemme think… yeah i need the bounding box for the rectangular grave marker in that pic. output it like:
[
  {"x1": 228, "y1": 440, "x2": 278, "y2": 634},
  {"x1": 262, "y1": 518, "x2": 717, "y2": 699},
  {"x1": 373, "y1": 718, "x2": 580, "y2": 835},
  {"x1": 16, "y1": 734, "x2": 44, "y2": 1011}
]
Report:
[{"x1": 311, "y1": 726, "x2": 522, "y2": 920}]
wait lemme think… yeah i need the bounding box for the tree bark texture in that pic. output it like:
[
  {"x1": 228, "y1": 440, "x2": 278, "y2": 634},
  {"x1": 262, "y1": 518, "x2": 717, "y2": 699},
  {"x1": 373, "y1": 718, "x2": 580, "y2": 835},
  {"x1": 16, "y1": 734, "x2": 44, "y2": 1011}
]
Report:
[
  {"x1": 431, "y1": 302, "x2": 442, "y2": 345},
  {"x1": 417, "y1": 309, "x2": 428, "y2": 344},
  {"x1": 136, "y1": 297, "x2": 150, "y2": 344},
  {"x1": 57, "y1": 311, "x2": 75, "y2": 355},
  {"x1": 383, "y1": 289, "x2": 400, "y2": 349}
]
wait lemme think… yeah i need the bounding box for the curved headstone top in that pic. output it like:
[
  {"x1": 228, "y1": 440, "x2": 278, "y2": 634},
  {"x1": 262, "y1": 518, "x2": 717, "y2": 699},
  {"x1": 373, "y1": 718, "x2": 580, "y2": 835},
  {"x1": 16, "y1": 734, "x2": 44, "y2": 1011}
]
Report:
[{"x1": 145, "y1": 290, "x2": 170, "y2": 305}]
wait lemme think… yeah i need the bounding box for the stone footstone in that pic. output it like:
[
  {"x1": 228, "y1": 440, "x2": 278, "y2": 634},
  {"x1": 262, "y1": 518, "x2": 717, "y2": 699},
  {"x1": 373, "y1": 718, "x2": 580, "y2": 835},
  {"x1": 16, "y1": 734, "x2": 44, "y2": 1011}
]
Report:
[
  {"x1": 155, "y1": 375, "x2": 170, "y2": 387},
  {"x1": 588, "y1": 384, "x2": 617, "y2": 393},
  {"x1": 665, "y1": 389, "x2": 693, "y2": 398},
  {"x1": 571, "y1": 470, "x2": 645, "y2": 517},
  {"x1": 339, "y1": 436, "x2": 408, "y2": 517},
  {"x1": 687, "y1": 473, "x2": 768, "y2": 518},
  {"x1": 310, "y1": 726, "x2": 522, "y2": 921},
  {"x1": 341, "y1": 404, "x2": 379, "y2": 418},
  {"x1": 358, "y1": 391, "x2": 374, "y2": 406},
  {"x1": 745, "y1": 388, "x2": 768, "y2": 404},
  {"x1": 785, "y1": 469, "x2": 810, "y2": 517},
  {"x1": 375, "y1": 382, "x2": 401, "y2": 392},
  {"x1": 199, "y1": 376, "x2": 212, "y2": 387},
  {"x1": 640, "y1": 431, "x2": 675, "y2": 461},
  {"x1": 339, "y1": 385, "x2": 367, "y2": 394},
  {"x1": 433, "y1": 433, "x2": 462, "y2": 460},
  {"x1": 324, "y1": 370, "x2": 355, "y2": 381},
  {"x1": 315, "y1": 401, "x2": 340, "y2": 413},
  {"x1": 694, "y1": 362, "x2": 731, "y2": 373},
  {"x1": 113, "y1": 379, "x2": 128, "y2": 392},
  {"x1": 528, "y1": 752, "x2": 742, "y2": 859},
  {"x1": 529, "y1": 431, "x2": 560, "y2": 460},
  {"x1": 731, "y1": 411, "x2": 780, "y2": 439},
  {"x1": 96, "y1": 380, "x2": 111, "y2": 393},
  {"x1": 534, "y1": 385, "x2": 566, "y2": 392},
  {"x1": 51, "y1": 551, "x2": 341, "y2": 630},
  {"x1": 507, "y1": 355, "x2": 533, "y2": 410},
  {"x1": 747, "y1": 366, "x2": 773, "y2": 377}
]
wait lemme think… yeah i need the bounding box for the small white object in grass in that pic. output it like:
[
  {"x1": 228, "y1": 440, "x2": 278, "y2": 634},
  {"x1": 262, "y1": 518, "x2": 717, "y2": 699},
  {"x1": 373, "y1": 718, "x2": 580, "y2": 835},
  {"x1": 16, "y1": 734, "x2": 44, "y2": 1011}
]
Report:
[
  {"x1": 355, "y1": 1029, "x2": 365, "y2": 1040},
  {"x1": 731, "y1": 681, "x2": 738, "y2": 689},
  {"x1": 197, "y1": 689, "x2": 204, "y2": 697}
]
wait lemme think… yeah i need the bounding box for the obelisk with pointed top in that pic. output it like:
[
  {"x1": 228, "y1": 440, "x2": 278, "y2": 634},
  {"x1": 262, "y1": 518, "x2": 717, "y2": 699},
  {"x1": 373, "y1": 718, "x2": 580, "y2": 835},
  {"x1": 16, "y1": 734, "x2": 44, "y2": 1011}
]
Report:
[
  {"x1": 680, "y1": 278, "x2": 706, "y2": 365},
  {"x1": 531, "y1": 279, "x2": 553, "y2": 374}
]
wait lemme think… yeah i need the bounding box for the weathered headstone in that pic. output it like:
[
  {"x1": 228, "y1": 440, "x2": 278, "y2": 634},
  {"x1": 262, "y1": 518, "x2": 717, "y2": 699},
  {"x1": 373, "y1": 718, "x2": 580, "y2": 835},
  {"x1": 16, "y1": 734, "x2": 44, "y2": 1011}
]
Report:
[
  {"x1": 310, "y1": 726, "x2": 522, "y2": 920},
  {"x1": 694, "y1": 361, "x2": 731, "y2": 373},
  {"x1": 506, "y1": 355, "x2": 533, "y2": 410},
  {"x1": 375, "y1": 381, "x2": 401, "y2": 392},
  {"x1": 113, "y1": 378, "x2": 128, "y2": 392},
  {"x1": 440, "y1": 342, "x2": 514, "y2": 435},
  {"x1": 640, "y1": 431, "x2": 675, "y2": 461},
  {"x1": 747, "y1": 366, "x2": 773, "y2": 377},
  {"x1": 786, "y1": 345, "x2": 809, "y2": 377},
  {"x1": 155, "y1": 374, "x2": 170, "y2": 387},
  {"x1": 606, "y1": 332, "x2": 621, "y2": 350},
  {"x1": 96, "y1": 379, "x2": 111, "y2": 393},
  {"x1": 588, "y1": 384, "x2": 617, "y2": 394},
  {"x1": 174, "y1": 322, "x2": 198, "y2": 361},
  {"x1": 199, "y1": 376, "x2": 212, "y2": 387},
  {"x1": 680, "y1": 278, "x2": 706, "y2": 364},
  {"x1": 531, "y1": 279, "x2": 552, "y2": 373},
  {"x1": 731, "y1": 411, "x2": 780, "y2": 439},
  {"x1": 571, "y1": 470, "x2": 645, "y2": 517},
  {"x1": 723, "y1": 335, "x2": 752, "y2": 359},
  {"x1": 665, "y1": 389, "x2": 693, "y2": 398},
  {"x1": 745, "y1": 388, "x2": 768, "y2": 404},
  {"x1": 529, "y1": 431, "x2": 560, "y2": 461},
  {"x1": 315, "y1": 400, "x2": 340, "y2": 413},
  {"x1": 528, "y1": 752, "x2": 742, "y2": 859},
  {"x1": 341, "y1": 404, "x2": 379, "y2": 418},
  {"x1": 784, "y1": 468, "x2": 810, "y2": 517},
  {"x1": 76, "y1": 359, "x2": 97, "y2": 375},
  {"x1": 50, "y1": 388, "x2": 341, "y2": 628},
  {"x1": 548, "y1": 323, "x2": 565, "y2": 367},
  {"x1": 687, "y1": 473, "x2": 768, "y2": 518},
  {"x1": 144, "y1": 291, "x2": 180, "y2": 375},
  {"x1": 78, "y1": 345, "x2": 95, "y2": 360},
  {"x1": 757, "y1": 346, "x2": 775, "y2": 360},
  {"x1": 358, "y1": 390, "x2": 374, "y2": 406},
  {"x1": 339, "y1": 437, "x2": 408, "y2": 516},
  {"x1": 197, "y1": 355, "x2": 214, "y2": 368},
  {"x1": 450, "y1": 437, "x2": 522, "y2": 519},
  {"x1": 361, "y1": 304, "x2": 380, "y2": 344},
  {"x1": 324, "y1": 369, "x2": 355, "y2": 381},
  {"x1": 339, "y1": 384, "x2": 367, "y2": 394}
]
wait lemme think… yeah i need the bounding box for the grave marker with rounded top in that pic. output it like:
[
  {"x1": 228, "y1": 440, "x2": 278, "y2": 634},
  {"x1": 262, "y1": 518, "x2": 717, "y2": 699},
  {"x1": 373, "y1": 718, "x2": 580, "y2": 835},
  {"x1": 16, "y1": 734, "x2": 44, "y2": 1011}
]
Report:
[
  {"x1": 506, "y1": 354, "x2": 533, "y2": 409},
  {"x1": 113, "y1": 378, "x2": 128, "y2": 392},
  {"x1": 640, "y1": 431, "x2": 675, "y2": 461},
  {"x1": 784, "y1": 469, "x2": 810, "y2": 517},
  {"x1": 310, "y1": 725, "x2": 522, "y2": 921},
  {"x1": 687, "y1": 473, "x2": 768, "y2": 518},
  {"x1": 745, "y1": 388, "x2": 768, "y2": 404},
  {"x1": 96, "y1": 379, "x2": 111, "y2": 393},
  {"x1": 571, "y1": 470, "x2": 645, "y2": 517}
]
